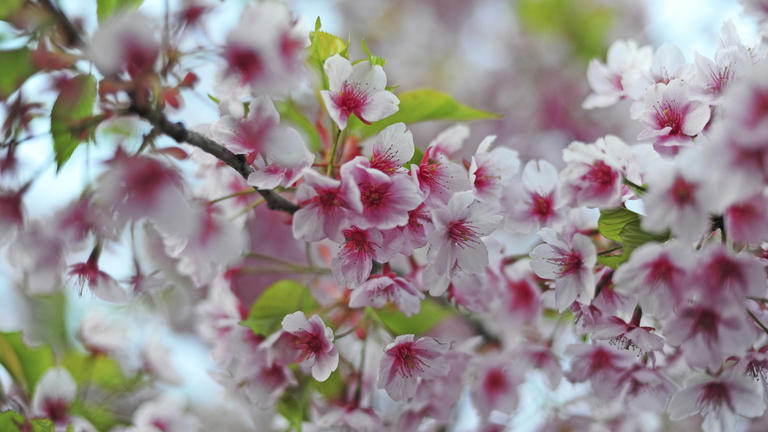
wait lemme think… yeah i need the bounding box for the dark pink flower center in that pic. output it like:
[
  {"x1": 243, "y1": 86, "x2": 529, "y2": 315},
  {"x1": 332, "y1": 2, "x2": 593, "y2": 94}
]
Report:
[
  {"x1": 483, "y1": 368, "x2": 508, "y2": 394},
  {"x1": 294, "y1": 329, "x2": 324, "y2": 360},
  {"x1": 391, "y1": 342, "x2": 426, "y2": 378},
  {"x1": 447, "y1": 220, "x2": 479, "y2": 247},
  {"x1": 689, "y1": 308, "x2": 719, "y2": 340},
  {"x1": 654, "y1": 100, "x2": 685, "y2": 136},
  {"x1": 586, "y1": 161, "x2": 617, "y2": 187},
  {"x1": 344, "y1": 227, "x2": 374, "y2": 254},
  {"x1": 557, "y1": 250, "x2": 583, "y2": 276},
  {"x1": 645, "y1": 256, "x2": 680, "y2": 286},
  {"x1": 235, "y1": 116, "x2": 275, "y2": 154},
  {"x1": 707, "y1": 254, "x2": 745, "y2": 289},
  {"x1": 530, "y1": 193, "x2": 554, "y2": 222},
  {"x1": 360, "y1": 183, "x2": 390, "y2": 210},
  {"x1": 332, "y1": 82, "x2": 370, "y2": 123},
  {"x1": 151, "y1": 419, "x2": 170, "y2": 432},
  {"x1": 226, "y1": 44, "x2": 263, "y2": 83},
  {"x1": 43, "y1": 399, "x2": 69, "y2": 424},
  {"x1": 698, "y1": 382, "x2": 734, "y2": 412},
  {"x1": 370, "y1": 149, "x2": 400, "y2": 175},
  {"x1": 316, "y1": 189, "x2": 341, "y2": 208},
  {"x1": 668, "y1": 176, "x2": 696, "y2": 206},
  {"x1": 0, "y1": 191, "x2": 23, "y2": 226}
]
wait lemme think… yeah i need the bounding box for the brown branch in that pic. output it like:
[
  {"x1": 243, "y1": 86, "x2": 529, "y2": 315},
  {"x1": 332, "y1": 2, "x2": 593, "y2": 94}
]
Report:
[
  {"x1": 130, "y1": 101, "x2": 300, "y2": 214},
  {"x1": 38, "y1": 0, "x2": 300, "y2": 215}
]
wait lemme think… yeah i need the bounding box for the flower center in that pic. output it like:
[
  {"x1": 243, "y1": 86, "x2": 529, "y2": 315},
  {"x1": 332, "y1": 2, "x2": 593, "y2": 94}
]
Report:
[
  {"x1": 447, "y1": 220, "x2": 479, "y2": 247},
  {"x1": 668, "y1": 176, "x2": 696, "y2": 206}
]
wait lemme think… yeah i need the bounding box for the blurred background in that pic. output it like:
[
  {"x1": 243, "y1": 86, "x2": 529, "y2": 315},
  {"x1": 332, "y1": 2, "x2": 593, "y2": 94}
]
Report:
[{"x1": 0, "y1": 0, "x2": 760, "y2": 430}]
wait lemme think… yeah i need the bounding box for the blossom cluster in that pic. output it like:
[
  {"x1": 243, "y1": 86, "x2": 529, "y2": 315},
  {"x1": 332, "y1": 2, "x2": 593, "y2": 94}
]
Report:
[{"x1": 4, "y1": 0, "x2": 768, "y2": 431}]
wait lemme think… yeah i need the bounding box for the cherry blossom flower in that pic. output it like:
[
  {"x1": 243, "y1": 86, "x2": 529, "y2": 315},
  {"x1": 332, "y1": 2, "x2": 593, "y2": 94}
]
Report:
[
  {"x1": 362, "y1": 122, "x2": 414, "y2": 175},
  {"x1": 631, "y1": 80, "x2": 711, "y2": 153},
  {"x1": 641, "y1": 152, "x2": 720, "y2": 242},
  {"x1": 293, "y1": 168, "x2": 363, "y2": 242},
  {"x1": 471, "y1": 354, "x2": 523, "y2": 418},
  {"x1": 591, "y1": 315, "x2": 665, "y2": 354},
  {"x1": 31, "y1": 367, "x2": 77, "y2": 426},
  {"x1": 668, "y1": 372, "x2": 765, "y2": 432},
  {"x1": 468, "y1": 136, "x2": 520, "y2": 201},
  {"x1": 412, "y1": 145, "x2": 472, "y2": 206},
  {"x1": 320, "y1": 54, "x2": 399, "y2": 130},
  {"x1": 331, "y1": 226, "x2": 395, "y2": 287},
  {"x1": 69, "y1": 247, "x2": 128, "y2": 302},
  {"x1": 129, "y1": 395, "x2": 200, "y2": 432},
  {"x1": 689, "y1": 243, "x2": 766, "y2": 303},
  {"x1": 503, "y1": 160, "x2": 564, "y2": 233},
  {"x1": 349, "y1": 272, "x2": 424, "y2": 316},
  {"x1": 272, "y1": 311, "x2": 339, "y2": 382},
  {"x1": 725, "y1": 191, "x2": 768, "y2": 245},
  {"x1": 558, "y1": 136, "x2": 627, "y2": 209},
  {"x1": 613, "y1": 242, "x2": 693, "y2": 318},
  {"x1": 530, "y1": 228, "x2": 597, "y2": 312},
  {"x1": 88, "y1": 12, "x2": 158, "y2": 77},
  {"x1": 427, "y1": 124, "x2": 470, "y2": 158},
  {"x1": 583, "y1": 40, "x2": 652, "y2": 109},
  {"x1": 663, "y1": 297, "x2": 755, "y2": 371},
  {"x1": 617, "y1": 366, "x2": 677, "y2": 412},
  {"x1": 341, "y1": 157, "x2": 422, "y2": 230},
  {"x1": 383, "y1": 203, "x2": 434, "y2": 254},
  {"x1": 426, "y1": 191, "x2": 502, "y2": 295},
  {"x1": 378, "y1": 334, "x2": 449, "y2": 401},
  {"x1": 565, "y1": 343, "x2": 635, "y2": 399},
  {"x1": 222, "y1": 1, "x2": 307, "y2": 95},
  {"x1": 0, "y1": 187, "x2": 25, "y2": 245}
]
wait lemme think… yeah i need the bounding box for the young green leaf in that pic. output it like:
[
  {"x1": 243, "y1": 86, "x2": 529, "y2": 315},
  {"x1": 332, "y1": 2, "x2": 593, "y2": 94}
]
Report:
[
  {"x1": 597, "y1": 219, "x2": 669, "y2": 268},
  {"x1": 61, "y1": 351, "x2": 140, "y2": 391},
  {"x1": 0, "y1": 48, "x2": 36, "y2": 100},
  {"x1": 347, "y1": 89, "x2": 499, "y2": 138},
  {"x1": 241, "y1": 280, "x2": 320, "y2": 336},
  {"x1": 373, "y1": 300, "x2": 453, "y2": 335},
  {"x1": 0, "y1": 332, "x2": 55, "y2": 396},
  {"x1": 97, "y1": 0, "x2": 144, "y2": 22},
  {"x1": 0, "y1": 411, "x2": 55, "y2": 432},
  {"x1": 51, "y1": 75, "x2": 97, "y2": 171},
  {"x1": 361, "y1": 39, "x2": 386, "y2": 66},
  {"x1": 308, "y1": 18, "x2": 348, "y2": 78},
  {"x1": 0, "y1": 0, "x2": 24, "y2": 23},
  {"x1": 597, "y1": 208, "x2": 639, "y2": 242}
]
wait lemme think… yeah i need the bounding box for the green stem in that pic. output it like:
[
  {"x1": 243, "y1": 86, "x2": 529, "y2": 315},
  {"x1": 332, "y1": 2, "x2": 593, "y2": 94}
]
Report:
[
  {"x1": 747, "y1": 308, "x2": 768, "y2": 336},
  {"x1": 326, "y1": 127, "x2": 346, "y2": 177},
  {"x1": 208, "y1": 188, "x2": 256, "y2": 204},
  {"x1": 622, "y1": 177, "x2": 647, "y2": 194}
]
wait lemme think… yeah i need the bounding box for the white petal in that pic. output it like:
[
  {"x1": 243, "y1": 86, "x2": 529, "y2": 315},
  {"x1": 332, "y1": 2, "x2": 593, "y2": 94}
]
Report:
[{"x1": 323, "y1": 54, "x2": 352, "y2": 92}]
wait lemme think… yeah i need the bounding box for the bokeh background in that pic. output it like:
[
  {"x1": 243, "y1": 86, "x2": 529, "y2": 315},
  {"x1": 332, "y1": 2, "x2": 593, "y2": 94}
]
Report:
[{"x1": 0, "y1": 0, "x2": 760, "y2": 430}]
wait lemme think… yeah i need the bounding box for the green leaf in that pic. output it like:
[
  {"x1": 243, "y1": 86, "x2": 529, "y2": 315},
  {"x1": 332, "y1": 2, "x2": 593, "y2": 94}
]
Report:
[
  {"x1": 51, "y1": 75, "x2": 97, "y2": 170},
  {"x1": 310, "y1": 367, "x2": 343, "y2": 399},
  {"x1": 0, "y1": 332, "x2": 55, "y2": 396},
  {"x1": 308, "y1": 18, "x2": 348, "y2": 78},
  {"x1": 597, "y1": 219, "x2": 669, "y2": 268},
  {"x1": 348, "y1": 89, "x2": 499, "y2": 138},
  {"x1": 0, "y1": 48, "x2": 36, "y2": 100},
  {"x1": 69, "y1": 401, "x2": 118, "y2": 432},
  {"x1": 241, "y1": 280, "x2": 319, "y2": 336},
  {"x1": 276, "y1": 100, "x2": 322, "y2": 152},
  {"x1": 0, "y1": 411, "x2": 55, "y2": 432},
  {"x1": 373, "y1": 300, "x2": 453, "y2": 335},
  {"x1": 0, "y1": 0, "x2": 24, "y2": 22},
  {"x1": 597, "y1": 208, "x2": 639, "y2": 242},
  {"x1": 97, "y1": 0, "x2": 144, "y2": 22},
  {"x1": 361, "y1": 39, "x2": 385, "y2": 66},
  {"x1": 277, "y1": 393, "x2": 304, "y2": 432},
  {"x1": 61, "y1": 351, "x2": 140, "y2": 392}
]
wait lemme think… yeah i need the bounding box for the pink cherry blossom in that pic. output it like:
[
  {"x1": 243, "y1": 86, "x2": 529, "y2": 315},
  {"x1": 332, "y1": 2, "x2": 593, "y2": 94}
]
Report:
[
  {"x1": 349, "y1": 272, "x2": 424, "y2": 316},
  {"x1": 530, "y1": 228, "x2": 597, "y2": 312},
  {"x1": 503, "y1": 160, "x2": 564, "y2": 233},
  {"x1": 613, "y1": 241, "x2": 692, "y2": 318},
  {"x1": 320, "y1": 55, "x2": 399, "y2": 130},
  {"x1": 426, "y1": 191, "x2": 502, "y2": 295},
  {"x1": 31, "y1": 367, "x2": 77, "y2": 426},
  {"x1": 412, "y1": 145, "x2": 472, "y2": 206},
  {"x1": 617, "y1": 366, "x2": 677, "y2": 412},
  {"x1": 725, "y1": 191, "x2": 768, "y2": 245},
  {"x1": 274, "y1": 311, "x2": 339, "y2": 382},
  {"x1": 130, "y1": 395, "x2": 200, "y2": 432},
  {"x1": 668, "y1": 372, "x2": 765, "y2": 432},
  {"x1": 565, "y1": 343, "x2": 636, "y2": 399},
  {"x1": 471, "y1": 354, "x2": 523, "y2": 418},
  {"x1": 378, "y1": 334, "x2": 449, "y2": 401},
  {"x1": 663, "y1": 297, "x2": 755, "y2": 371},
  {"x1": 558, "y1": 136, "x2": 627, "y2": 209},
  {"x1": 331, "y1": 226, "x2": 394, "y2": 287},
  {"x1": 468, "y1": 136, "x2": 520, "y2": 201},
  {"x1": 69, "y1": 250, "x2": 128, "y2": 302},
  {"x1": 583, "y1": 39, "x2": 652, "y2": 109},
  {"x1": 689, "y1": 243, "x2": 766, "y2": 303},
  {"x1": 88, "y1": 12, "x2": 158, "y2": 78},
  {"x1": 293, "y1": 168, "x2": 363, "y2": 242},
  {"x1": 362, "y1": 122, "x2": 414, "y2": 175},
  {"x1": 632, "y1": 80, "x2": 711, "y2": 152},
  {"x1": 341, "y1": 157, "x2": 422, "y2": 230}
]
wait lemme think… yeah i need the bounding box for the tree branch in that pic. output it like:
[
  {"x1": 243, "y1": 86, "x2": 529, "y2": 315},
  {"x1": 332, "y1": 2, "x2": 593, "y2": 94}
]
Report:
[
  {"x1": 38, "y1": 0, "x2": 85, "y2": 47},
  {"x1": 130, "y1": 101, "x2": 300, "y2": 214}
]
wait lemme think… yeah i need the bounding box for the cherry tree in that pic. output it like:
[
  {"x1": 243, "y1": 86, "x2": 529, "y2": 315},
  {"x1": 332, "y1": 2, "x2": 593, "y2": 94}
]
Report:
[{"x1": 2, "y1": 0, "x2": 768, "y2": 431}]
